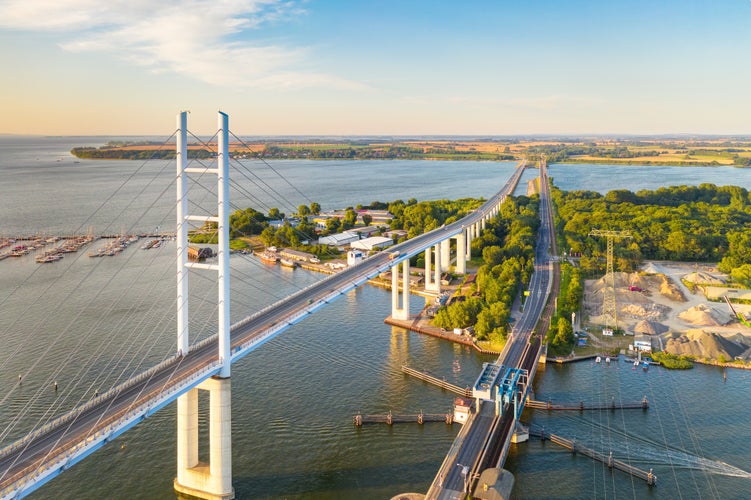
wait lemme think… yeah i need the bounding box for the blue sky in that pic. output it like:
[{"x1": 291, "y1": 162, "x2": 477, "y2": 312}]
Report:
[{"x1": 0, "y1": 0, "x2": 749, "y2": 135}]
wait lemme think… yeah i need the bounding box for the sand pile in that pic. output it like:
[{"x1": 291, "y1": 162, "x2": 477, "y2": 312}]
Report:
[
  {"x1": 659, "y1": 276, "x2": 686, "y2": 302},
  {"x1": 641, "y1": 262, "x2": 661, "y2": 274},
  {"x1": 590, "y1": 272, "x2": 633, "y2": 292},
  {"x1": 621, "y1": 303, "x2": 667, "y2": 321},
  {"x1": 678, "y1": 304, "x2": 732, "y2": 326},
  {"x1": 632, "y1": 319, "x2": 669, "y2": 335},
  {"x1": 683, "y1": 271, "x2": 725, "y2": 285},
  {"x1": 665, "y1": 329, "x2": 748, "y2": 360}
]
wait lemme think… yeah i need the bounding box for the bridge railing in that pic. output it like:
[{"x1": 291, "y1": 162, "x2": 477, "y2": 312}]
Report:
[
  {"x1": 0, "y1": 351, "x2": 183, "y2": 463},
  {"x1": 1, "y1": 360, "x2": 222, "y2": 497}
]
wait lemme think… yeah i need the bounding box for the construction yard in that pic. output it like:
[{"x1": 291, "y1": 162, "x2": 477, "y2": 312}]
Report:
[{"x1": 581, "y1": 261, "x2": 751, "y2": 364}]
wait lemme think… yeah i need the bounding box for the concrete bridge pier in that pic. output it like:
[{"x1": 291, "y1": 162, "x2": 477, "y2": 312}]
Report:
[
  {"x1": 440, "y1": 239, "x2": 451, "y2": 272},
  {"x1": 465, "y1": 226, "x2": 472, "y2": 260},
  {"x1": 424, "y1": 245, "x2": 440, "y2": 293},
  {"x1": 454, "y1": 231, "x2": 466, "y2": 274},
  {"x1": 391, "y1": 259, "x2": 411, "y2": 319},
  {"x1": 174, "y1": 377, "x2": 234, "y2": 500}
]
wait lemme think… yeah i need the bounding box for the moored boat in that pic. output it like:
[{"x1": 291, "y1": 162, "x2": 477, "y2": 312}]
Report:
[
  {"x1": 280, "y1": 258, "x2": 297, "y2": 268},
  {"x1": 260, "y1": 251, "x2": 278, "y2": 264}
]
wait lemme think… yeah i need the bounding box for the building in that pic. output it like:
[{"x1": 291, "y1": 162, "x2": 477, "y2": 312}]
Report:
[
  {"x1": 347, "y1": 250, "x2": 363, "y2": 266},
  {"x1": 350, "y1": 236, "x2": 393, "y2": 252},
  {"x1": 187, "y1": 246, "x2": 213, "y2": 261},
  {"x1": 633, "y1": 334, "x2": 652, "y2": 352},
  {"x1": 278, "y1": 248, "x2": 317, "y2": 262},
  {"x1": 356, "y1": 209, "x2": 394, "y2": 225},
  {"x1": 318, "y1": 231, "x2": 359, "y2": 247},
  {"x1": 349, "y1": 226, "x2": 382, "y2": 238},
  {"x1": 383, "y1": 229, "x2": 408, "y2": 241}
]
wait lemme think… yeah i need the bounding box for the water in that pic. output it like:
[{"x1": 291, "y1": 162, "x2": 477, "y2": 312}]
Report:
[{"x1": 1, "y1": 136, "x2": 750, "y2": 499}]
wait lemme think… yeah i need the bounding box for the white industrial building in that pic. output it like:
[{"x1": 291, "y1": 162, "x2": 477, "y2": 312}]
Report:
[{"x1": 350, "y1": 236, "x2": 393, "y2": 252}]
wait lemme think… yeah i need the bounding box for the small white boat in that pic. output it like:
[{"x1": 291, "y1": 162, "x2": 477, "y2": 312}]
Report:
[
  {"x1": 595, "y1": 356, "x2": 602, "y2": 364},
  {"x1": 605, "y1": 356, "x2": 611, "y2": 363}
]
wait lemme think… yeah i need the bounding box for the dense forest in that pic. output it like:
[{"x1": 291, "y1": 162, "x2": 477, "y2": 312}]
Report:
[
  {"x1": 553, "y1": 183, "x2": 751, "y2": 287},
  {"x1": 432, "y1": 196, "x2": 540, "y2": 345}
]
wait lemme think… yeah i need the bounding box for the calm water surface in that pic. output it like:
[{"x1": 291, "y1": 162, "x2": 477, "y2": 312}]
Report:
[{"x1": 1, "y1": 137, "x2": 750, "y2": 499}]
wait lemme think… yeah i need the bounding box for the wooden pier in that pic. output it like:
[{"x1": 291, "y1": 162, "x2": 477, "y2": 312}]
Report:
[
  {"x1": 531, "y1": 429, "x2": 657, "y2": 486},
  {"x1": 354, "y1": 410, "x2": 454, "y2": 426},
  {"x1": 401, "y1": 365, "x2": 472, "y2": 398},
  {"x1": 526, "y1": 396, "x2": 649, "y2": 411}
]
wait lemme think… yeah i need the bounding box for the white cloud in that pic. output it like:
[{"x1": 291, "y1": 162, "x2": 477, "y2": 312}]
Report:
[{"x1": 0, "y1": 0, "x2": 364, "y2": 89}]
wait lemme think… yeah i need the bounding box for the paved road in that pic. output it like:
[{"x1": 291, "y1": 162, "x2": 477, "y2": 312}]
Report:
[
  {"x1": 0, "y1": 162, "x2": 527, "y2": 497},
  {"x1": 429, "y1": 160, "x2": 555, "y2": 499}
]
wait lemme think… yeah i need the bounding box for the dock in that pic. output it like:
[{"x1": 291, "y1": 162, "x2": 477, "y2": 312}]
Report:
[
  {"x1": 531, "y1": 428, "x2": 657, "y2": 486},
  {"x1": 401, "y1": 365, "x2": 472, "y2": 398},
  {"x1": 526, "y1": 396, "x2": 649, "y2": 411},
  {"x1": 354, "y1": 410, "x2": 454, "y2": 426}
]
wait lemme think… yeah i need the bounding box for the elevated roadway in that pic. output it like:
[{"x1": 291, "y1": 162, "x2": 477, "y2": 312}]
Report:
[
  {"x1": 426, "y1": 160, "x2": 557, "y2": 499},
  {"x1": 0, "y1": 163, "x2": 526, "y2": 499}
]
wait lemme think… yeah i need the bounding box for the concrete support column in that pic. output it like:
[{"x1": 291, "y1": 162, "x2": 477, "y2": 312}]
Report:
[
  {"x1": 391, "y1": 260, "x2": 411, "y2": 320},
  {"x1": 455, "y1": 232, "x2": 466, "y2": 274},
  {"x1": 391, "y1": 265, "x2": 399, "y2": 313},
  {"x1": 465, "y1": 227, "x2": 472, "y2": 259},
  {"x1": 481, "y1": 217, "x2": 486, "y2": 231},
  {"x1": 176, "y1": 390, "x2": 198, "y2": 482},
  {"x1": 433, "y1": 244, "x2": 442, "y2": 294},
  {"x1": 440, "y1": 239, "x2": 450, "y2": 272},
  {"x1": 174, "y1": 378, "x2": 234, "y2": 500},
  {"x1": 401, "y1": 260, "x2": 410, "y2": 316},
  {"x1": 208, "y1": 377, "x2": 232, "y2": 496},
  {"x1": 425, "y1": 246, "x2": 437, "y2": 292}
]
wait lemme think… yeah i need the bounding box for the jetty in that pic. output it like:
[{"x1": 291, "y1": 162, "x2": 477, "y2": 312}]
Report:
[
  {"x1": 353, "y1": 410, "x2": 454, "y2": 426},
  {"x1": 526, "y1": 396, "x2": 649, "y2": 411},
  {"x1": 401, "y1": 365, "x2": 472, "y2": 398},
  {"x1": 531, "y1": 428, "x2": 657, "y2": 486}
]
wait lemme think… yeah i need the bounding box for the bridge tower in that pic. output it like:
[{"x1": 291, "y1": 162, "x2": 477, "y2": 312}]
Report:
[
  {"x1": 589, "y1": 229, "x2": 632, "y2": 334},
  {"x1": 174, "y1": 111, "x2": 235, "y2": 499}
]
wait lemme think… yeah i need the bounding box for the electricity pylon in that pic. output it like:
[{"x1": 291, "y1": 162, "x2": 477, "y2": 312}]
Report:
[{"x1": 589, "y1": 229, "x2": 632, "y2": 333}]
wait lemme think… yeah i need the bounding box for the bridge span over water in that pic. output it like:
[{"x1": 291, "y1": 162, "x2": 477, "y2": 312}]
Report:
[{"x1": 0, "y1": 112, "x2": 528, "y2": 499}]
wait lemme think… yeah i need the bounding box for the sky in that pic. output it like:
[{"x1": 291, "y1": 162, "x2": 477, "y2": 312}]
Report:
[{"x1": 0, "y1": 0, "x2": 750, "y2": 136}]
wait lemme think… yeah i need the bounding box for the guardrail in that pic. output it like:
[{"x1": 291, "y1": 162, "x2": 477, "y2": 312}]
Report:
[{"x1": 1, "y1": 361, "x2": 222, "y2": 498}]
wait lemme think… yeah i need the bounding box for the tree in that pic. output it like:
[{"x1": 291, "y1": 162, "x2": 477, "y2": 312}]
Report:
[
  {"x1": 342, "y1": 208, "x2": 358, "y2": 230},
  {"x1": 362, "y1": 214, "x2": 373, "y2": 226},
  {"x1": 309, "y1": 202, "x2": 321, "y2": 215},
  {"x1": 324, "y1": 217, "x2": 341, "y2": 235},
  {"x1": 298, "y1": 204, "x2": 311, "y2": 216},
  {"x1": 268, "y1": 207, "x2": 284, "y2": 220}
]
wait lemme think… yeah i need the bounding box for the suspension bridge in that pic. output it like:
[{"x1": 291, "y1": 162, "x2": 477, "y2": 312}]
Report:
[{"x1": 0, "y1": 112, "x2": 527, "y2": 499}]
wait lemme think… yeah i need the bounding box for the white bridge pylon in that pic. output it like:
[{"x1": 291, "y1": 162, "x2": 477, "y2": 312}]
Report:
[{"x1": 174, "y1": 111, "x2": 234, "y2": 500}]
